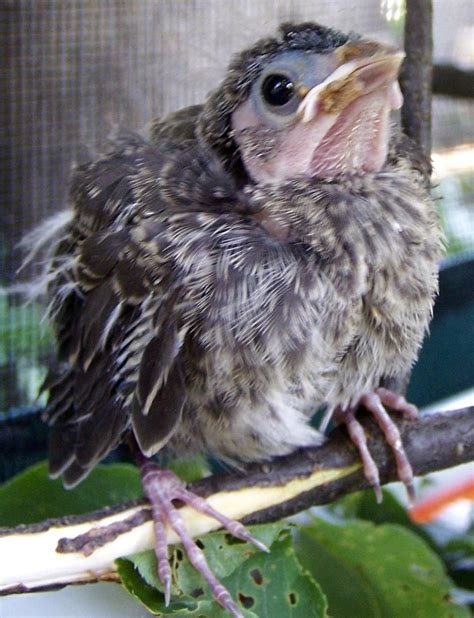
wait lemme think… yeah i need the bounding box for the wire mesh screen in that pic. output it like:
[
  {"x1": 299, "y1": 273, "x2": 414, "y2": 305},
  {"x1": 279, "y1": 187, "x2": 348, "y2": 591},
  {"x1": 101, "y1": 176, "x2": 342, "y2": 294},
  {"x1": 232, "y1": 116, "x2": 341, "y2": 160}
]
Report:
[{"x1": 1, "y1": 0, "x2": 473, "y2": 413}]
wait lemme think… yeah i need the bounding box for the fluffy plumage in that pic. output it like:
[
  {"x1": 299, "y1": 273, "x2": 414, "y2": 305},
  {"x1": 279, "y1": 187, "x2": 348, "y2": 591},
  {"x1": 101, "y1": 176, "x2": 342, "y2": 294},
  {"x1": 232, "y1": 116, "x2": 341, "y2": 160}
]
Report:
[{"x1": 39, "y1": 22, "x2": 442, "y2": 492}]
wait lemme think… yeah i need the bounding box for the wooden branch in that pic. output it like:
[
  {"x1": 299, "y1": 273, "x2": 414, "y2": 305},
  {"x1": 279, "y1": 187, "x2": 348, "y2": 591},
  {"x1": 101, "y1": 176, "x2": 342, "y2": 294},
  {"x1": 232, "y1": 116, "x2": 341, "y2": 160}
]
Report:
[
  {"x1": 1, "y1": 407, "x2": 472, "y2": 595},
  {"x1": 400, "y1": 0, "x2": 433, "y2": 158},
  {"x1": 433, "y1": 64, "x2": 474, "y2": 99},
  {"x1": 387, "y1": 1, "x2": 434, "y2": 399}
]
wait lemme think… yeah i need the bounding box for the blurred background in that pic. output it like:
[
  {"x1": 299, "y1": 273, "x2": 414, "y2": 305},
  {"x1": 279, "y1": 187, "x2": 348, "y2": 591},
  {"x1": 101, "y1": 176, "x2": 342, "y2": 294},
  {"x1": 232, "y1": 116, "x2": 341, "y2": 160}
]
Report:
[{"x1": 0, "y1": 0, "x2": 473, "y2": 465}]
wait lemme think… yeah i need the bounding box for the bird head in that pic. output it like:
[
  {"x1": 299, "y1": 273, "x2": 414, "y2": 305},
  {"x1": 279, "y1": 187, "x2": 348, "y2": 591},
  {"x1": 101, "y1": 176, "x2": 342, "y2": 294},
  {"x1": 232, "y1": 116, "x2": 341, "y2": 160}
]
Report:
[{"x1": 198, "y1": 22, "x2": 404, "y2": 183}]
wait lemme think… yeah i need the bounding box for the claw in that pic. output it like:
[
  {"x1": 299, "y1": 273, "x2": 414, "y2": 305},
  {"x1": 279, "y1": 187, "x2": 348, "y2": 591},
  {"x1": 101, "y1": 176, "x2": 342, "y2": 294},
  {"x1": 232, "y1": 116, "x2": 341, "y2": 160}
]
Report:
[
  {"x1": 140, "y1": 463, "x2": 260, "y2": 616},
  {"x1": 374, "y1": 483, "x2": 384, "y2": 504},
  {"x1": 163, "y1": 573, "x2": 171, "y2": 607},
  {"x1": 405, "y1": 481, "x2": 416, "y2": 505}
]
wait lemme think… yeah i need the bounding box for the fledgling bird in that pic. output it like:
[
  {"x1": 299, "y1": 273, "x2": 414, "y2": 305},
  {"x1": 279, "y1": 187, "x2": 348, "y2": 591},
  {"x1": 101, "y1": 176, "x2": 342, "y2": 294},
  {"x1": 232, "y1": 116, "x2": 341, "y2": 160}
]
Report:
[{"x1": 36, "y1": 22, "x2": 442, "y2": 617}]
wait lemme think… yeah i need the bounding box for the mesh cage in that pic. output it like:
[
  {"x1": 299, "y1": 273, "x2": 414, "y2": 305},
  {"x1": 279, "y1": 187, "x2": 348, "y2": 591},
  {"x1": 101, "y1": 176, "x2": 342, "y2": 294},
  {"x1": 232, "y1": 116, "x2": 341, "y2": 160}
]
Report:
[{"x1": 1, "y1": 0, "x2": 473, "y2": 417}]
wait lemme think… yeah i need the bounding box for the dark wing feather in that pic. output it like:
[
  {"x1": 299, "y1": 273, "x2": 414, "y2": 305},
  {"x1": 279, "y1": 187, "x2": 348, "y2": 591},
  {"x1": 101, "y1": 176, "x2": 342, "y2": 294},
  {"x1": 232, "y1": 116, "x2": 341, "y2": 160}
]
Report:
[
  {"x1": 132, "y1": 308, "x2": 188, "y2": 457},
  {"x1": 132, "y1": 351, "x2": 186, "y2": 457},
  {"x1": 43, "y1": 132, "x2": 191, "y2": 486}
]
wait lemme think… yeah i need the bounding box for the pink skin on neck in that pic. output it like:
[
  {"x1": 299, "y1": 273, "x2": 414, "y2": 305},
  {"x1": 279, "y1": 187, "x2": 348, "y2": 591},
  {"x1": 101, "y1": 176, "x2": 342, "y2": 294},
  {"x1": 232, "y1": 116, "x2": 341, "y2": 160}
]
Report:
[{"x1": 232, "y1": 81, "x2": 403, "y2": 184}]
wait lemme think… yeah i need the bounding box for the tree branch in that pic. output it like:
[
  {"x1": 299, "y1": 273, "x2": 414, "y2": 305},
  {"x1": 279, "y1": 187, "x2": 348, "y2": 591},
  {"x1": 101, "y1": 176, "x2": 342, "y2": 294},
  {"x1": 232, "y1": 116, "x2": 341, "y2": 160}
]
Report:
[
  {"x1": 400, "y1": 0, "x2": 433, "y2": 158},
  {"x1": 1, "y1": 407, "x2": 472, "y2": 595},
  {"x1": 433, "y1": 64, "x2": 474, "y2": 99}
]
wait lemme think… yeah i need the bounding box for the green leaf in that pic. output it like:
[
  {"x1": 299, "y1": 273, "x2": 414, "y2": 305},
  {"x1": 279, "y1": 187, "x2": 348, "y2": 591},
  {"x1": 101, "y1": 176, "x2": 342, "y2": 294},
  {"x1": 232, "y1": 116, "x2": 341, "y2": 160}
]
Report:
[
  {"x1": 117, "y1": 524, "x2": 328, "y2": 617},
  {"x1": 217, "y1": 533, "x2": 326, "y2": 618},
  {"x1": 442, "y1": 531, "x2": 474, "y2": 595},
  {"x1": 332, "y1": 488, "x2": 474, "y2": 601},
  {"x1": 0, "y1": 461, "x2": 143, "y2": 526},
  {"x1": 329, "y1": 488, "x2": 436, "y2": 548},
  {"x1": 116, "y1": 558, "x2": 192, "y2": 615},
  {"x1": 294, "y1": 517, "x2": 469, "y2": 618},
  {"x1": 166, "y1": 455, "x2": 211, "y2": 483},
  {"x1": 173, "y1": 523, "x2": 286, "y2": 597}
]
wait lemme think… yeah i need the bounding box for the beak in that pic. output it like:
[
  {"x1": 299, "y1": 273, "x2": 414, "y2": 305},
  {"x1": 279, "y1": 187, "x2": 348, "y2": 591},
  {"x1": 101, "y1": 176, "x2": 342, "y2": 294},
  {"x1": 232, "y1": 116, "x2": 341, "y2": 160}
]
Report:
[{"x1": 298, "y1": 43, "x2": 405, "y2": 123}]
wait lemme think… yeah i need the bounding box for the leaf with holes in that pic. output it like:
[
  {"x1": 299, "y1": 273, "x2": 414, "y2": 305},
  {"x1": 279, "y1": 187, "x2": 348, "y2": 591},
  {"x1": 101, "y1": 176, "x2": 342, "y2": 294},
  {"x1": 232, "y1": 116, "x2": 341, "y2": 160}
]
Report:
[
  {"x1": 294, "y1": 516, "x2": 469, "y2": 618},
  {"x1": 121, "y1": 522, "x2": 284, "y2": 599},
  {"x1": 210, "y1": 532, "x2": 327, "y2": 618},
  {"x1": 116, "y1": 522, "x2": 286, "y2": 615},
  {"x1": 117, "y1": 524, "x2": 328, "y2": 616},
  {"x1": 171, "y1": 521, "x2": 286, "y2": 596}
]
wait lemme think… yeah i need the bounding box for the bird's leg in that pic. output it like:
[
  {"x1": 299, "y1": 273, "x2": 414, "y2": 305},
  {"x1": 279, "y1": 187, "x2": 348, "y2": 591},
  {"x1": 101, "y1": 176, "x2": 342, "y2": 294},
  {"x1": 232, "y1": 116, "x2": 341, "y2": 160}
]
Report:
[
  {"x1": 139, "y1": 459, "x2": 268, "y2": 618},
  {"x1": 335, "y1": 387, "x2": 418, "y2": 503}
]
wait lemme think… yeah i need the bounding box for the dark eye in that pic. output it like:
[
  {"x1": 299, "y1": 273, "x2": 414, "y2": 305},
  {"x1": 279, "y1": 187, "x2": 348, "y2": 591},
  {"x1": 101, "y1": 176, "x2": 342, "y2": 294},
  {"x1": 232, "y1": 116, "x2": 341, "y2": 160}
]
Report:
[{"x1": 261, "y1": 74, "x2": 295, "y2": 107}]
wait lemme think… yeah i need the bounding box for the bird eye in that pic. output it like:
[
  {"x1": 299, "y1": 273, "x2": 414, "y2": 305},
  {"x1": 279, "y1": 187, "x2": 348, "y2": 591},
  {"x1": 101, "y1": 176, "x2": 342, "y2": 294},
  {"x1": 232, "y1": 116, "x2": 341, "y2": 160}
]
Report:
[{"x1": 261, "y1": 74, "x2": 295, "y2": 107}]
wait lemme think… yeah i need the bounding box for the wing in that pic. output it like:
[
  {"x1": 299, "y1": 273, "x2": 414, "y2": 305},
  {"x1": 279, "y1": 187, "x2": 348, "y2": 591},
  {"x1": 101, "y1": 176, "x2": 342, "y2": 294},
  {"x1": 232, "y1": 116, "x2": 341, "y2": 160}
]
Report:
[
  {"x1": 149, "y1": 104, "x2": 203, "y2": 144},
  {"x1": 44, "y1": 136, "x2": 187, "y2": 487},
  {"x1": 44, "y1": 113, "x2": 244, "y2": 487}
]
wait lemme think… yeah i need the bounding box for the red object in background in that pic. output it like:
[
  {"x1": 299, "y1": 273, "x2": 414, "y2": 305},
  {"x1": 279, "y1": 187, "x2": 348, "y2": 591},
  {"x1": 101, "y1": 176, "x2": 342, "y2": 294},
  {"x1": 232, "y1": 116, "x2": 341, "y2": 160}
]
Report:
[{"x1": 409, "y1": 476, "x2": 474, "y2": 523}]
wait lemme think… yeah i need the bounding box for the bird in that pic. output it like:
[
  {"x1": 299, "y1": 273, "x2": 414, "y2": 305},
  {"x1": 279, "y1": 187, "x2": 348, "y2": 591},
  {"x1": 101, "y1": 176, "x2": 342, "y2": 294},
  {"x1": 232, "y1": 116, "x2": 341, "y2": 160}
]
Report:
[{"x1": 33, "y1": 21, "x2": 443, "y2": 617}]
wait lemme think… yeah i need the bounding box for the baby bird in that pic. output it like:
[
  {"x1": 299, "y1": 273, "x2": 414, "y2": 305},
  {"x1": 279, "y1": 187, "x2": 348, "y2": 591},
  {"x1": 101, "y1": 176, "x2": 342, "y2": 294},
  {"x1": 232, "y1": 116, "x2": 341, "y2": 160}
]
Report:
[{"x1": 39, "y1": 22, "x2": 442, "y2": 616}]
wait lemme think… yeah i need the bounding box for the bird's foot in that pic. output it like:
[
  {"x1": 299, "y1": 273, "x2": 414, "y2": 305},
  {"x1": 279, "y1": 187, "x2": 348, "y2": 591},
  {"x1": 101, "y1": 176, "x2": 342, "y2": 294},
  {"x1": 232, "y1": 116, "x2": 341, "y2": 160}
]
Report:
[
  {"x1": 140, "y1": 462, "x2": 268, "y2": 618},
  {"x1": 336, "y1": 387, "x2": 418, "y2": 504}
]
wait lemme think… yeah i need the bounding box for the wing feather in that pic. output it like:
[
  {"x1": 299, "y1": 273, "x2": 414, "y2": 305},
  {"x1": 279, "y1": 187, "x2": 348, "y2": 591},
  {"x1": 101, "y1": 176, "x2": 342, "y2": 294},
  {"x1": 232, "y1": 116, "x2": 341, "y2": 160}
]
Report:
[
  {"x1": 131, "y1": 304, "x2": 188, "y2": 456},
  {"x1": 43, "y1": 132, "x2": 193, "y2": 484}
]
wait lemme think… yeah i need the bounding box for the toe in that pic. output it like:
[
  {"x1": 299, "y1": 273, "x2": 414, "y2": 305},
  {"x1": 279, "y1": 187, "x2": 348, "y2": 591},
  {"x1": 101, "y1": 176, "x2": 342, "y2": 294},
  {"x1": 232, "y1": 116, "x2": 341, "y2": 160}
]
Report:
[
  {"x1": 361, "y1": 392, "x2": 416, "y2": 501},
  {"x1": 376, "y1": 387, "x2": 418, "y2": 419},
  {"x1": 140, "y1": 464, "x2": 249, "y2": 616},
  {"x1": 343, "y1": 408, "x2": 383, "y2": 501}
]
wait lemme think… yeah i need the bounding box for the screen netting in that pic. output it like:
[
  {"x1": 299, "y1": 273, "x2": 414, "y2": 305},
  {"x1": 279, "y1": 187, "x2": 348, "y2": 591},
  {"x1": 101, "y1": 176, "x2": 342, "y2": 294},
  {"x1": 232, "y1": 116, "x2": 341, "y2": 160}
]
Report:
[{"x1": 1, "y1": 0, "x2": 473, "y2": 413}]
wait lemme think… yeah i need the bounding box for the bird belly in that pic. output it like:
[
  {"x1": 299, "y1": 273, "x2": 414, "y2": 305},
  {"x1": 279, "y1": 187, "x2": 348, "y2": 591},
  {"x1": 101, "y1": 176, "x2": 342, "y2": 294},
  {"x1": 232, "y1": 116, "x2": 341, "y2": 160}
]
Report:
[{"x1": 169, "y1": 333, "x2": 343, "y2": 463}]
